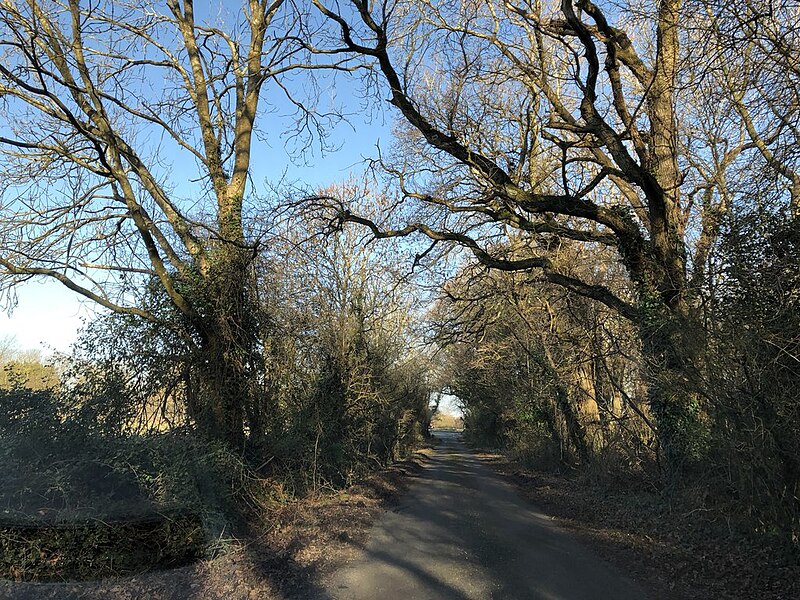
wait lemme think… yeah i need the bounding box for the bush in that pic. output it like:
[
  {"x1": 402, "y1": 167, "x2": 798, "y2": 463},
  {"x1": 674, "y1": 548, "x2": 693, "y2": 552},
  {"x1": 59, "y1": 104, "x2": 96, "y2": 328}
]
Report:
[{"x1": 702, "y1": 213, "x2": 800, "y2": 542}]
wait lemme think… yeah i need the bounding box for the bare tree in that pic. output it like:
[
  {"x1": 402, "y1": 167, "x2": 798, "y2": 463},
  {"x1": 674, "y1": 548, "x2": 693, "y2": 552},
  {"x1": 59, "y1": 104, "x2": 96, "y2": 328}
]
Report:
[
  {"x1": 254, "y1": 179, "x2": 432, "y2": 483},
  {"x1": 0, "y1": 0, "x2": 346, "y2": 446},
  {"x1": 697, "y1": 0, "x2": 800, "y2": 215},
  {"x1": 312, "y1": 0, "x2": 789, "y2": 468},
  {"x1": 433, "y1": 236, "x2": 653, "y2": 466}
]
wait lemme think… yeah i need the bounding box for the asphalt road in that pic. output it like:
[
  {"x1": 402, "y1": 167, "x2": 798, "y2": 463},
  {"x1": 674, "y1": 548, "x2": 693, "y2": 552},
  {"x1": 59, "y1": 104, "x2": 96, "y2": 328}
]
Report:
[{"x1": 325, "y1": 431, "x2": 648, "y2": 600}]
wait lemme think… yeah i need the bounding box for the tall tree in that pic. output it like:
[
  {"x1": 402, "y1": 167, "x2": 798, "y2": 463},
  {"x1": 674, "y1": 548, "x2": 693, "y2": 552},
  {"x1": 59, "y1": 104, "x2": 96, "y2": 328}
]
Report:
[
  {"x1": 314, "y1": 0, "x2": 780, "y2": 469},
  {"x1": 0, "y1": 0, "x2": 340, "y2": 446}
]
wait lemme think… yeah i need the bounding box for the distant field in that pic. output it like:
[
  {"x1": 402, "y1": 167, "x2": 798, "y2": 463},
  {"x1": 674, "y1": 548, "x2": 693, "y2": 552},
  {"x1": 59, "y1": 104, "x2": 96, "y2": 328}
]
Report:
[{"x1": 430, "y1": 413, "x2": 463, "y2": 431}]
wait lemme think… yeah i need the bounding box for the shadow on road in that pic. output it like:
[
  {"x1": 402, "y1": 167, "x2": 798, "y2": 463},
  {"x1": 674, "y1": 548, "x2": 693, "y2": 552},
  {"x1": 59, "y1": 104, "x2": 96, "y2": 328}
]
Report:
[{"x1": 327, "y1": 431, "x2": 648, "y2": 600}]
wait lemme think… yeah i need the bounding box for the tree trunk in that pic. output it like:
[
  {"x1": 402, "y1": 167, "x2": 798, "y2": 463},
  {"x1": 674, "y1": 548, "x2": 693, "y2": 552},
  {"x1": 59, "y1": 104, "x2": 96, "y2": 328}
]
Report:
[
  {"x1": 626, "y1": 0, "x2": 710, "y2": 475},
  {"x1": 542, "y1": 347, "x2": 592, "y2": 463},
  {"x1": 188, "y1": 244, "x2": 258, "y2": 449},
  {"x1": 195, "y1": 326, "x2": 248, "y2": 447},
  {"x1": 574, "y1": 363, "x2": 604, "y2": 452},
  {"x1": 639, "y1": 299, "x2": 708, "y2": 475}
]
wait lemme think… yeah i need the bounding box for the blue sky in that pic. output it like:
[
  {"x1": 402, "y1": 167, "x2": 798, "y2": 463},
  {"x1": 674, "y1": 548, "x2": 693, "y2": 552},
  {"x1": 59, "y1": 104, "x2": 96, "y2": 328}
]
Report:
[
  {"x1": 1, "y1": 73, "x2": 394, "y2": 355},
  {"x1": 0, "y1": 282, "x2": 93, "y2": 354},
  {"x1": 0, "y1": 2, "x2": 431, "y2": 356}
]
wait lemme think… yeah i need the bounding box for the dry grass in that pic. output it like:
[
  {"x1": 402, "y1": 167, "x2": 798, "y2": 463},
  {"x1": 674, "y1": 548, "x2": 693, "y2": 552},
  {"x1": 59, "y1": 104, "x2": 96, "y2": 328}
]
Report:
[{"x1": 430, "y1": 413, "x2": 463, "y2": 430}]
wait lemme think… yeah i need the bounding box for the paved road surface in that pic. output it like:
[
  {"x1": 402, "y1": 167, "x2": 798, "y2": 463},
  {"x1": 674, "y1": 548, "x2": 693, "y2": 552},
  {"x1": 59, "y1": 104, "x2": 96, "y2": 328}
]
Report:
[{"x1": 326, "y1": 431, "x2": 648, "y2": 600}]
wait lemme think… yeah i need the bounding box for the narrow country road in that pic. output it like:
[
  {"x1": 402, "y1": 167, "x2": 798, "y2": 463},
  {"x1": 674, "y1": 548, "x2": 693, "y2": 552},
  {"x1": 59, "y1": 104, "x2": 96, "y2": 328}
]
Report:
[{"x1": 325, "y1": 431, "x2": 648, "y2": 600}]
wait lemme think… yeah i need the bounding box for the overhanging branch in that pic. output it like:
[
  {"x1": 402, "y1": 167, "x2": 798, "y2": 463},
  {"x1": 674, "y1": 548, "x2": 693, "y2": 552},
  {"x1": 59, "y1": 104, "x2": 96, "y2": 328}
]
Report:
[
  {"x1": 0, "y1": 256, "x2": 156, "y2": 322},
  {"x1": 334, "y1": 210, "x2": 640, "y2": 322}
]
